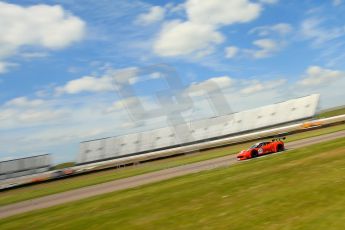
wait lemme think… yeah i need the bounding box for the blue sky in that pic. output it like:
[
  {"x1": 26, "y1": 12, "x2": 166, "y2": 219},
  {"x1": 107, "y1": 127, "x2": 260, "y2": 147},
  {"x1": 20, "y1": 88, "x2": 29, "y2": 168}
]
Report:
[{"x1": 1, "y1": 0, "x2": 345, "y2": 163}]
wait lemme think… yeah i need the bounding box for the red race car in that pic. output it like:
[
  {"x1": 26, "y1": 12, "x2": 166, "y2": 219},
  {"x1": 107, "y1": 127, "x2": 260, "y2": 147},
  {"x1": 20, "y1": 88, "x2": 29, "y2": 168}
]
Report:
[{"x1": 237, "y1": 138, "x2": 285, "y2": 160}]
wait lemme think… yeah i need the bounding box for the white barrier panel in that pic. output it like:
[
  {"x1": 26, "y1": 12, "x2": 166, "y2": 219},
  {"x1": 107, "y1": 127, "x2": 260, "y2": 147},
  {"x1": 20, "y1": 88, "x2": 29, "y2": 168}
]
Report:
[
  {"x1": 77, "y1": 94, "x2": 320, "y2": 164},
  {"x1": 0, "y1": 154, "x2": 52, "y2": 180},
  {"x1": 72, "y1": 113, "x2": 345, "y2": 173}
]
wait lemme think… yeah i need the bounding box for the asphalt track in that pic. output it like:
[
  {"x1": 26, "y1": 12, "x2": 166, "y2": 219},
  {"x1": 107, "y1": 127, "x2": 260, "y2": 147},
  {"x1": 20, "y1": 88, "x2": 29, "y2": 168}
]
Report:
[{"x1": 1, "y1": 130, "x2": 345, "y2": 219}]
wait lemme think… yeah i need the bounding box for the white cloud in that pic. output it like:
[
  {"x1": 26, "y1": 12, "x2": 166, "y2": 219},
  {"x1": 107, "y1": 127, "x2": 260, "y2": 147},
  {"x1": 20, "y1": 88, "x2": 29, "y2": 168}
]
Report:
[
  {"x1": 240, "y1": 79, "x2": 286, "y2": 94},
  {"x1": 225, "y1": 35, "x2": 285, "y2": 59},
  {"x1": 136, "y1": 6, "x2": 165, "y2": 25},
  {"x1": 154, "y1": 20, "x2": 224, "y2": 57},
  {"x1": 55, "y1": 67, "x2": 140, "y2": 95},
  {"x1": 149, "y1": 72, "x2": 163, "y2": 79},
  {"x1": 186, "y1": 76, "x2": 234, "y2": 96},
  {"x1": 0, "y1": 1, "x2": 85, "y2": 60},
  {"x1": 20, "y1": 52, "x2": 49, "y2": 59},
  {"x1": 249, "y1": 39, "x2": 280, "y2": 58},
  {"x1": 272, "y1": 23, "x2": 293, "y2": 35},
  {"x1": 301, "y1": 18, "x2": 345, "y2": 46},
  {"x1": 0, "y1": 109, "x2": 15, "y2": 121},
  {"x1": 56, "y1": 76, "x2": 114, "y2": 95},
  {"x1": 105, "y1": 97, "x2": 139, "y2": 113},
  {"x1": 249, "y1": 23, "x2": 292, "y2": 36},
  {"x1": 165, "y1": 3, "x2": 185, "y2": 13},
  {"x1": 225, "y1": 46, "x2": 239, "y2": 58},
  {"x1": 225, "y1": 23, "x2": 291, "y2": 60},
  {"x1": 153, "y1": 0, "x2": 262, "y2": 57},
  {"x1": 108, "y1": 67, "x2": 139, "y2": 85},
  {"x1": 5, "y1": 97, "x2": 44, "y2": 107},
  {"x1": 0, "y1": 97, "x2": 67, "y2": 125},
  {"x1": 298, "y1": 66, "x2": 345, "y2": 86},
  {"x1": 259, "y1": 0, "x2": 279, "y2": 4},
  {"x1": 0, "y1": 62, "x2": 7, "y2": 73},
  {"x1": 17, "y1": 110, "x2": 66, "y2": 123},
  {"x1": 240, "y1": 83, "x2": 264, "y2": 94},
  {"x1": 0, "y1": 62, "x2": 17, "y2": 74},
  {"x1": 186, "y1": 0, "x2": 261, "y2": 26}
]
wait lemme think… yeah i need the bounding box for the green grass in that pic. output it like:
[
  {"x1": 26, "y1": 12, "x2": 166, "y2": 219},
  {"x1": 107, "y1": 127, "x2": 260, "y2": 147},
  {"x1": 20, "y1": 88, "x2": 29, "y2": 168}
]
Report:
[
  {"x1": 52, "y1": 162, "x2": 75, "y2": 170},
  {"x1": 0, "y1": 123, "x2": 345, "y2": 207},
  {"x1": 284, "y1": 122, "x2": 345, "y2": 142},
  {"x1": 1, "y1": 137, "x2": 345, "y2": 229},
  {"x1": 317, "y1": 106, "x2": 345, "y2": 118}
]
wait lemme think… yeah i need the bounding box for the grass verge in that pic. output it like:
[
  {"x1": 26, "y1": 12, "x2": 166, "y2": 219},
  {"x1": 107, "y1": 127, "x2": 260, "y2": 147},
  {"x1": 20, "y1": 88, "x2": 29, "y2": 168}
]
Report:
[
  {"x1": 1, "y1": 137, "x2": 345, "y2": 229},
  {"x1": 0, "y1": 123, "x2": 344, "y2": 207},
  {"x1": 317, "y1": 106, "x2": 345, "y2": 118}
]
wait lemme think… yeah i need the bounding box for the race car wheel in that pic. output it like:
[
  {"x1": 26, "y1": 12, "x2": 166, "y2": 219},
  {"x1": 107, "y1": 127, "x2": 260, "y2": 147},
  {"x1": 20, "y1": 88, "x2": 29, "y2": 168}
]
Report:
[
  {"x1": 277, "y1": 144, "x2": 284, "y2": 152},
  {"x1": 251, "y1": 150, "x2": 259, "y2": 158}
]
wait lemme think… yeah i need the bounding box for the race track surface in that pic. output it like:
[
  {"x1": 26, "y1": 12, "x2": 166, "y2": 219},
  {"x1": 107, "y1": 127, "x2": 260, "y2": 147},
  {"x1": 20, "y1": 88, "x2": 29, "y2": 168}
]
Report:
[{"x1": 1, "y1": 130, "x2": 345, "y2": 219}]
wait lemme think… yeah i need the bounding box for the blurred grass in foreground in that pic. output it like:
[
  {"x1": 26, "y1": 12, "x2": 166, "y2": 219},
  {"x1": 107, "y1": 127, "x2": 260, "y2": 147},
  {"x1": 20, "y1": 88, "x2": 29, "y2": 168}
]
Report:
[{"x1": 1, "y1": 137, "x2": 345, "y2": 229}]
